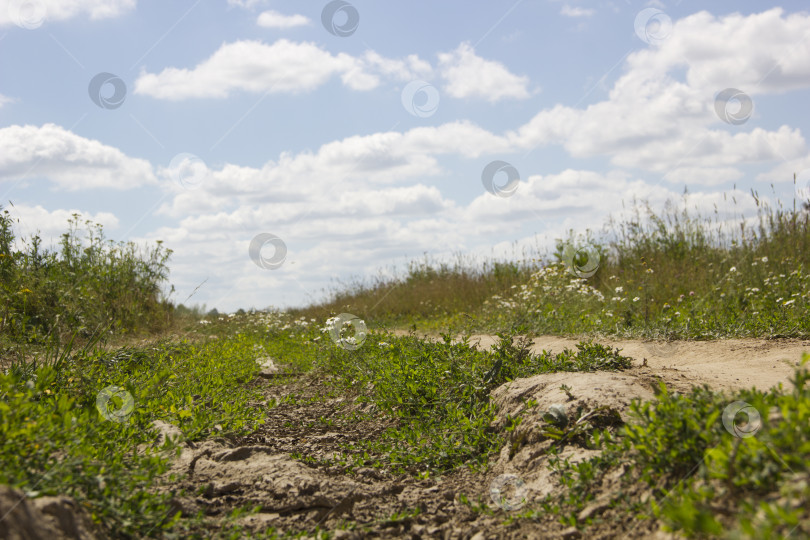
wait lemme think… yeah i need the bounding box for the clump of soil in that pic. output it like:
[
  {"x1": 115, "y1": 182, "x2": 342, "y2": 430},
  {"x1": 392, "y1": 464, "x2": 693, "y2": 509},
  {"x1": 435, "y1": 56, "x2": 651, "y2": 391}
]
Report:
[{"x1": 0, "y1": 485, "x2": 97, "y2": 539}]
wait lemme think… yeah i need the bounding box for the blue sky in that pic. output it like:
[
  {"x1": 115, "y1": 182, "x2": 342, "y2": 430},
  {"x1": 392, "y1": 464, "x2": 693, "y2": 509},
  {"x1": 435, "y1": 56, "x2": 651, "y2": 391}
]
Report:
[{"x1": 2, "y1": 0, "x2": 810, "y2": 312}]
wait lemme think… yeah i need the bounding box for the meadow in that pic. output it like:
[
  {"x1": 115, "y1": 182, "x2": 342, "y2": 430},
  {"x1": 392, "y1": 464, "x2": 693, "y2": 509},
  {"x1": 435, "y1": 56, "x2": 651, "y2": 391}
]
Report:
[{"x1": 1, "y1": 191, "x2": 809, "y2": 538}]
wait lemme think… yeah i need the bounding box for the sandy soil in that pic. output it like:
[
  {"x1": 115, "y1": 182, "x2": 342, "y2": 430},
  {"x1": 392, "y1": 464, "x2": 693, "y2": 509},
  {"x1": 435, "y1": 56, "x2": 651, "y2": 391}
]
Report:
[{"x1": 395, "y1": 331, "x2": 810, "y2": 393}]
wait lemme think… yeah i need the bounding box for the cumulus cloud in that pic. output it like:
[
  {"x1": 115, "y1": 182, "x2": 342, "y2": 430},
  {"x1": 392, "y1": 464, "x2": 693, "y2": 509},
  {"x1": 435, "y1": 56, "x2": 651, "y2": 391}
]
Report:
[
  {"x1": 134, "y1": 38, "x2": 529, "y2": 103},
  {"x1": 756, "y1": 155, "x2": 810, "y2": 185},
  {"x1": 506, "y1": 8, "x2": 810, "y2": 176},
  {"x1": 256, "y1": 10, "x2": 310, "y2": 29},
  {"x1": 561, "y1": 5, "x2": 595, "y2": 17},
  {"x1": 226, "y1": 0, "x2": 265, "y2": 9},
  {"x1": 134, "y1": 39, "x2": 434, "y2": 99},
  {"x1": 662, "y1": 166, "x2": 744, "y2": 186},
  {"x1": 5, "y1": 203, "x2": 120, "y2": 250},
  {"x1": 0, "y1": 124, "x2": 157, "y2": 190},
  {"x1": 154, "y1": 120, "x2": 511, "y2": 219},
  {"x1": 438, "y1": 42, "x2": 532, "y2": 102},
  {"x1": 0, "y1": 0, "x2": 135, "y2": 27}
]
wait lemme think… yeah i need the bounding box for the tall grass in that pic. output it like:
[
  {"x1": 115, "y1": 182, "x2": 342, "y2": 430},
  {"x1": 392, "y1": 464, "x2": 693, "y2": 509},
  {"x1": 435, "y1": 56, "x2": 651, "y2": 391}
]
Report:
[
  {"x1": 0, "y1": 206, "x2": 174, "y2": 353},
  {"x1": 483, "y1": 186, "x2": 810, "y2": 338},
  {"x1": 291, "y1": 185, "x2": 810, "y2": 339},
  {"x1": 288, "y1": 253, "x2": 538, "y2": 328}
]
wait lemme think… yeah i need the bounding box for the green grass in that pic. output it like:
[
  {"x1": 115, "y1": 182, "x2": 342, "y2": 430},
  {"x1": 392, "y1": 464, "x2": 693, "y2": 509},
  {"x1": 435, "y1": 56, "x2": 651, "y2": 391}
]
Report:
[
  {"x1": 291, "y1": 187, "x2": 810, "y2": 340},
  {"x1": 286, "y1": 254, "x2": 537, "y2": 330},
  {"x1": 0, "y1": 206, "x2": 174, "y2": 358},
  {"x1": 310, "y1": 328, "x2": 632, "y2": 475},
  {"x1": 527, "y1": 354, "x2": 810, "y2": 538},
  {"x1": 0, "y1": 324, "x2": 269, "y2": 537}
]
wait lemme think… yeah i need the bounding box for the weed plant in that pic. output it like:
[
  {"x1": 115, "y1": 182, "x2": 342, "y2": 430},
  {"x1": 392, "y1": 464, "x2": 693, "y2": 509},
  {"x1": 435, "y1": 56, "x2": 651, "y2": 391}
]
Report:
[{"x1": 0, "y1": 207, "x2": 174, "y2": 355}]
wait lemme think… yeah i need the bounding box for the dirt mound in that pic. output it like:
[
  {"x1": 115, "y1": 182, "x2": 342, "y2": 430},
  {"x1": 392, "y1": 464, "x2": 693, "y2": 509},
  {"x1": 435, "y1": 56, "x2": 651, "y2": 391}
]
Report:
[
  {"x1": 484, "y1": 369, "x2": 674, "y2": 533},
  {"x1": 0, "y1": 485, "x2": 97, "y2": 539}
]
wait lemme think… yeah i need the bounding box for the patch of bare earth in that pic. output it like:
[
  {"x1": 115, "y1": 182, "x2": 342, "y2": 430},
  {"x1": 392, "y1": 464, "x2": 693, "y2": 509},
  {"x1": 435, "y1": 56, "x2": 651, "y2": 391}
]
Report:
[
  {"x1": 394, "y1": 331, "x2": 807, "y2": 393},
  {"x1": 153, "y1": 346, "x2": 716, "y2": 539}
]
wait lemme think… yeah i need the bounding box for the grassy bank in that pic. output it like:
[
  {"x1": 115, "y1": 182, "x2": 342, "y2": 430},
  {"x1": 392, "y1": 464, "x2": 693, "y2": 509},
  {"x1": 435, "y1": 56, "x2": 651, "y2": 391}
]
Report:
[
  {"x1": 0, "y1": 207, "x2": 174, "y2": 358},
  {"x1": 291, "y1": 191, "x2": 810, "y2": 340}
]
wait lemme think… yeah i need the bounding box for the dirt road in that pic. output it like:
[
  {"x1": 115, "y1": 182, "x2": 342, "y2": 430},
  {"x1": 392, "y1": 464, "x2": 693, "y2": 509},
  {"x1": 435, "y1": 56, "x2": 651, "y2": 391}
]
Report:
[
  {"x1": 143, "y1": 333, "x2": 810, "y2": 537},
  {"x1": 392, "y1": 330, "x2": 810, "y2": 393}
]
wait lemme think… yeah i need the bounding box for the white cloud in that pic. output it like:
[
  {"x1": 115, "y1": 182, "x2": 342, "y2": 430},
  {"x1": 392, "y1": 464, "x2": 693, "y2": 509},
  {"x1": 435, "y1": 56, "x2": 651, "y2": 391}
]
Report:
[
  {"x1": 134, "y1": 39, "x2": 432, "y2": 100},
  {"x1": 5, "y1": 203, "x2": 120, "y2": 251},
  {"x1": 0, "y1": 123, "x2": 157, "y2": 190},
  {"x1": 135, "y1": 39, "x2": 532, "y2": 102},
  {"x1": 226, "y1": 0, "x2": 265, "y2": 9},
  {"x1": 0, "y1": 94, "x2": 13, "y2": 107},
  {"x1": 142, "y1": 167, "x2": 688, "y2": 311},
  {"x1": 155, "y1": 120, "x2": 511, "y2": 219},
  {"x1": 561, "y1": 5, "x2": 595, "y2": 17},
  {"x1": 256, "y1": 10, "x2": 310, "y2": 29},
  {"x1": 662, "y1": 166, "x2": 744, "y2": 186},
  {"x1": 756, "y1": 155, "x2": 810, "y2": 185},
  {"x1": 506, "y1": 8, "x2": 810, "y2": 176},
  {"x1": 0, "y1": 0, "x2": 135, "y2": 27},
  {"x1": 626, "y1": 8, "x2": 810, "y2": 95},
  {"x1": 438, "y1": 42, "x2": 532, "y2": 102}
]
